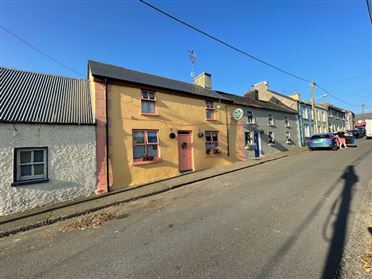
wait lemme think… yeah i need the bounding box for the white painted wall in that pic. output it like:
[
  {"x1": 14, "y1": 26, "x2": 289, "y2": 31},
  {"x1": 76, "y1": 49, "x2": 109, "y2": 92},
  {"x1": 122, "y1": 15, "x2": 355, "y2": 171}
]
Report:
[{"x1": 0, "y1": 123, "x2": 96, "y2": 216}]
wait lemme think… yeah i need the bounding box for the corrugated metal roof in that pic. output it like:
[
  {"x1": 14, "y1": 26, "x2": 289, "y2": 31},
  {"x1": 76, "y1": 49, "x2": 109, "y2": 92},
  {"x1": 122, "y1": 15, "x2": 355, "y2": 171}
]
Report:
[
  {"x1": 0, "y1": 67, "x2": 94, "y2": 124},
  {"x1": 88, "y1": 60, "x2": 230, "y2": 101},
  {"x1": 218, "y1": 91, "x2": 297, "y2": 114}
]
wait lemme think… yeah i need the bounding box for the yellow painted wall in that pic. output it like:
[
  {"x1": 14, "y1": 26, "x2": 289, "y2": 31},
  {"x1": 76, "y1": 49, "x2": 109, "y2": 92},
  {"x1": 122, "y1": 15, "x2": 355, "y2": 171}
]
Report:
[
  {"x1": 107, "y1": 83, "x2": 238, "y2": 189},
  {"x1": 88, "y1": 70, "x2": 96, "y2": 118}
]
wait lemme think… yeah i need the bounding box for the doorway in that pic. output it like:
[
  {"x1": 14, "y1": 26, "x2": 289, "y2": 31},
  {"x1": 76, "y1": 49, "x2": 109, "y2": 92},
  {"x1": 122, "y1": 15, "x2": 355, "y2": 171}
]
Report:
[
  {"x1": 254, "y1": 131, "x2": 261, "y2": 157},
  {"x1": 178, "y1": 131, "x2": 193, "y2": 172}
]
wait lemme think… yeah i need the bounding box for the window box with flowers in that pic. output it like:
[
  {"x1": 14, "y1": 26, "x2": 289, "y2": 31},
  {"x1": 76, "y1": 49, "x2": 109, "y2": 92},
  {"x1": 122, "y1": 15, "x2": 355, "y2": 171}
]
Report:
[
  {"x1": 205, "y1": 131, "x2": 221, "y2": 156},
  {"x1": 132, "y1": 130, "x2": 161, "y2": 165}
]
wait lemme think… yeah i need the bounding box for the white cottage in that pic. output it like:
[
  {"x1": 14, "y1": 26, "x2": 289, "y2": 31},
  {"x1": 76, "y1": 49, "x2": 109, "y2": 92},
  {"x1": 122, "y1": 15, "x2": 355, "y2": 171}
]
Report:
[{"x1": 0, "y1": 67, "x2": 96, "y2": 216}]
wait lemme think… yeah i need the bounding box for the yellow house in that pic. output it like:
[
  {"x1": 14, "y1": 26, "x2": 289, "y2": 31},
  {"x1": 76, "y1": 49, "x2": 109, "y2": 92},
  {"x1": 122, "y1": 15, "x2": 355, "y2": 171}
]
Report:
[{"x1": 88, "y1": 61, "x2": 238, "y2": 192}]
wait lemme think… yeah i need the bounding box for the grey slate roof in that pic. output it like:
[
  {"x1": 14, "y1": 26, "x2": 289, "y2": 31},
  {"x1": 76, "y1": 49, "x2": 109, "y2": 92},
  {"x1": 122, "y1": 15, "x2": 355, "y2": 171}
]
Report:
[
  {"x1": 218, "y1": 91, "x2": 297, "y2": 114},
  {"x1": 1, "y1": 67, "x2": 94, "y2": 124},
  {"x1": 355, "y1": 112, "x2": 372, "y2": 121},
  {"x1": 88, "y1": 60, "x2": 229, "y2": 101}
]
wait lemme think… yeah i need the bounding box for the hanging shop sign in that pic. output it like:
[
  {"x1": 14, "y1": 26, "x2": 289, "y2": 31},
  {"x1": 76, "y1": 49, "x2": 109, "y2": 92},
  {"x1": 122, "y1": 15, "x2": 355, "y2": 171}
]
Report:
[{"x1": 232, "y1": 108, "x2": 244, "y2": 120}]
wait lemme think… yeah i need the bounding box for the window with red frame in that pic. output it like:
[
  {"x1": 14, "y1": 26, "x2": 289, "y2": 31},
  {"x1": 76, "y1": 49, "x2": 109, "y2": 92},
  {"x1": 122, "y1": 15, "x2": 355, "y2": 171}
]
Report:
[
  {"x1": 141, "y1": 90, "x2": 156, "y2": 114},
  {"x1": 205, "y1": 131, "x2": 220, "y2": 155},
  {"x1": 205, "y1": 101, "x2": 215, "y2": 120},
  {"x1": 133, "y1": 130, "x2": 159, "y2": 161}
]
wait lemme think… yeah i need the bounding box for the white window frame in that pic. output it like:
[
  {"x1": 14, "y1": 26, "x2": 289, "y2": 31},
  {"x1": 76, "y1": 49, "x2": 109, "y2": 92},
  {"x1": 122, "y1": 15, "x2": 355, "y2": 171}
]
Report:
[
  {"x1": 268, "y1": 113, "x2": 274, "y2": 126},
  {"x1": 268, "y1": 131, "x2": 275, "y2": 144},
  {"x1": 284, "y1": 116, "x2": 290, "y2": 127},
  {"x1": 15, "y1": 148, "x2": 48, "y2": 183},
  {"x1": 247, "y1": 111, "x2": 255, "y2": 124},
  {"x1": 285, "y1": 131, "x2": 291, "y2": 143},
  {"x1": 245, "y1": 131, "x2": 254, "y2": 145},
  {"x1": 302, "y1": 108, "x2": 308, "y2": 119},
  {"x1": 304, "y1": 125, "x2": 310, "y2": 137}
]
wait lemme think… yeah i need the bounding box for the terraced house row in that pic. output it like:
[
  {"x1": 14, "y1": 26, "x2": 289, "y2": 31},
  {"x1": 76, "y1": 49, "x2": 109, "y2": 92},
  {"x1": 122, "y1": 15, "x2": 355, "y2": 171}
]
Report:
[{"x1": 0, "y1": 62, "x2": 354, "y2": 215}]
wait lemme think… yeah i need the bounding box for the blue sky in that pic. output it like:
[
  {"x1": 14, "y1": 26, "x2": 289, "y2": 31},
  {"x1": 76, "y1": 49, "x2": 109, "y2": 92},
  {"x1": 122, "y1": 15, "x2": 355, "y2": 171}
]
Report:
[{"x1": 1, "y1": 0, "x2": 371, "y2": 113}]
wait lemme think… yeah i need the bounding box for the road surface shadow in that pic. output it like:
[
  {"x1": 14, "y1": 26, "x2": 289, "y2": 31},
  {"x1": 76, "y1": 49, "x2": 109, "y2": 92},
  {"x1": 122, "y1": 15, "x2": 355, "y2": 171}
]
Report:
[
  {"x1": 256, "y1": 148, "x2": 370, "y2": 278},
  {"x1": 321, "y1": 165, "x2": 358, "y2": 279}
]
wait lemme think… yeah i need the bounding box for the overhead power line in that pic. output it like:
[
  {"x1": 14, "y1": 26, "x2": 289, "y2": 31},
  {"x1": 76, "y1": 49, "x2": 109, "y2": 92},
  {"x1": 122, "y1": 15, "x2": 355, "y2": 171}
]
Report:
[
  {"x1": 367, "y1": 0, "x2": 372, "y2": 24},
  {"x1": 139, "y1": 0, "x2": 310, "y2": 83},
  {"x1": 140, "y1": 0, "x2": 362, "y2": 109},
  {"x1": 0, "y1": 25, "x2": 85, "y2": 78},
  {"x1": 316, "y1": 84, "x2": 360, "y2": 107},
  {"x1": 321, "y1": 74, "x2": 372, "y2": 85}
]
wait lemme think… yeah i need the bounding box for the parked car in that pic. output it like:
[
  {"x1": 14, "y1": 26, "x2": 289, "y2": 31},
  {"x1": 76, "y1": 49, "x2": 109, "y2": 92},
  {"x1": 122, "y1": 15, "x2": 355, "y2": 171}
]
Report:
[
  {"x1": 307, "y1": 133, "x2": 338, "y2": 151},
  {"x1": 345, "y1": 130, "x2": 357, "y2": 147},
  {"x1": 356, "y1": 126, "x2": 366, "y2": 137},
  {"x1": 350, "y1": 128, "x2": 361, "y2": 139}
]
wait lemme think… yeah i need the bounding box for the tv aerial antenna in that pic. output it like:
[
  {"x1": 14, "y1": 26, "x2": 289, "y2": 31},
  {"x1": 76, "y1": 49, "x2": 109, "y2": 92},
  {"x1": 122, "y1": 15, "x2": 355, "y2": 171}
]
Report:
[{"x1": 188, "y1": 49, "x2": 197, "y2": 79}]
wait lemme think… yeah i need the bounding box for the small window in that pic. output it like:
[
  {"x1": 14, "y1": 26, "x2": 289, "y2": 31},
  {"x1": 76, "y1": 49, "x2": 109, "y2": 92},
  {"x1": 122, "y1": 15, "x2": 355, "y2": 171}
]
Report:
[
  {"x1": 284, "y1": 116, "x2": 290, "y2": 127},
  {"x1": 268, "y1": 131, "x2": 275, "y2": 144},
  {"x1": 133, "y1": 130, "x2": 159, "y2": 161},
  {"x1": 302, "y1": 108, "x2": 308, "y2": 119},
  {"x1": 247, "y1": 111, "x2": 255, "y2": 124},
  {"x1": 205, "y1": 131, "x2": 220, "y2": 155},
  {"x1": 268, "y1": 114, "x2": 274, "y2": 125},
  {"x1": 14, "y1": 148, "x2": 48, "y2": 184},
  {"x1": 286, "y1": 131, "x2": 291, "y2": 143},
  {"x1": 245, "y1": 132, "x2": 253, "y2": 145},
  {"x1": 206, "y1": 101, "x2": 215, "y2": 120},
  {"x1": 141, "y1": 90, "x2": 156, "y2": 114}
]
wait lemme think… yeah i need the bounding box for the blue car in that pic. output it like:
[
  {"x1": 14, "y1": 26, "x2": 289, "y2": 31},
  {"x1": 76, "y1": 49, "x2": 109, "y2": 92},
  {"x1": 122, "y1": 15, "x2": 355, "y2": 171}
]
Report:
[{"x1": 307, "y1": 133, "x2": 338, "y2": 151}]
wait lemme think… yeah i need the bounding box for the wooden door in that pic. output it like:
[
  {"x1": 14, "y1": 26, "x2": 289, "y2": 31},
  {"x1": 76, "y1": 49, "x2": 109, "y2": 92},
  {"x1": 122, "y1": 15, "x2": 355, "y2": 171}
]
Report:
[{"x1": 178, "y1": 131, "x2": 193, "y2": 172}]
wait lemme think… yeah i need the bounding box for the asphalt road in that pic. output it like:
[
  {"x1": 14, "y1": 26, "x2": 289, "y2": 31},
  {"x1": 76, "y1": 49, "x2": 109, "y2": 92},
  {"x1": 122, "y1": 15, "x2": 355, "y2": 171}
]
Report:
[{"x1": 1, "y1": 140, "x2": 372, "y2": 279}]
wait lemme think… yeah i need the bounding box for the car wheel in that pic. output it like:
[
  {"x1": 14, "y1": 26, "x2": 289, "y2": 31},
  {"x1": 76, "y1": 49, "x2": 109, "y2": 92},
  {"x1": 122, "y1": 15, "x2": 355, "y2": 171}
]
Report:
[
  {"x1": 309, "y1": 147, "x2": 314, "y2": 151},
  {"x1": 332, "y1": 145, "x2": 338, "y2": 151}
]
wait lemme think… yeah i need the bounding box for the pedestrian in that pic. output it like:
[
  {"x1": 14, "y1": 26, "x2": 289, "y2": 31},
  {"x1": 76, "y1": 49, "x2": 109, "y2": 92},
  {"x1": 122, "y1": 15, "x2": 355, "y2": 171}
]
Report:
[{"x1": 337, "y1": 130, "x2": 348, "y2": 148}]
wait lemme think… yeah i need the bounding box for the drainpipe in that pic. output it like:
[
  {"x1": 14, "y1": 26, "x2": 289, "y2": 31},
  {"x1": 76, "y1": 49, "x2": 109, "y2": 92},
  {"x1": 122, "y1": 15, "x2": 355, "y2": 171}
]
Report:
[
  {"x1": 105, "y1": 78, "x2": 110, "y2": 191},
  {"x1": 225, "y1": 103, "x2": 230, "y2": 157}
]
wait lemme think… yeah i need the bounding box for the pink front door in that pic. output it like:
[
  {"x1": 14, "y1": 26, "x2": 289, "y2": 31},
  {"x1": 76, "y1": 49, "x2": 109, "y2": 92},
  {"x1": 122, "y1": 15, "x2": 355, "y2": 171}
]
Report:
[{"x1": 178, "y1": 131, "x2": 193, "y2": 172}]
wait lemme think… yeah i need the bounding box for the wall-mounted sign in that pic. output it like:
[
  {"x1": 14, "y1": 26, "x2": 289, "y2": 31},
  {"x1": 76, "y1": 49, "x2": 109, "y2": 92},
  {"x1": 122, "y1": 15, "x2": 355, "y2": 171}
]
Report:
[{"x1": 232, "y1": 108, "x2": 244, "y2": 120}]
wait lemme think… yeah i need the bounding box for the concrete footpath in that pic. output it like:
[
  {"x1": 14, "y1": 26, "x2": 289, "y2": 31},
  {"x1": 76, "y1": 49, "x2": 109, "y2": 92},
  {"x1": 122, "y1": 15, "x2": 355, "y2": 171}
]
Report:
[{"x1": 0, "y1": 148, "x2": 307, "y2": 238}]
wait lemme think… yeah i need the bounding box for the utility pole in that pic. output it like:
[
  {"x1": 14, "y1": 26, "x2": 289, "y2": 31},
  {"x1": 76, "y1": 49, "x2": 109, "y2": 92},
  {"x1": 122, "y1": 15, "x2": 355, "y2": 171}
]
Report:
[{"x1": 310, "y1": 81, "x2": 318, "y2": 134}]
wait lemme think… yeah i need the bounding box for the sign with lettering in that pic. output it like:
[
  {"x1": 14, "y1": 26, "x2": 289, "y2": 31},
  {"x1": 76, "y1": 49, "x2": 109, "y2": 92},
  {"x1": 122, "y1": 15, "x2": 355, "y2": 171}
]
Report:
[{"x1": 232, "y1": 108, "x2": 244, "y2": 120}]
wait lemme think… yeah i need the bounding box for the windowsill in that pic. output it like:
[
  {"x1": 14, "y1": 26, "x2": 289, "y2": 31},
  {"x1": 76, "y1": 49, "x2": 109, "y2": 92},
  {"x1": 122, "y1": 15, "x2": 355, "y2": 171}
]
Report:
[
  {"x1": 12, "y1": 178, "x2": 49, "y2": 187},
  {"x1": 269, "y1": 143, "x2": 275, "y2": 146},
  {"x1": 247, "y1": 122, "x2": 256, "y2": 125},
  {"x1": 141, "y1": 113, "x2": 160, "y2": 117},
  {"x1": 268, "y1": 124, "x2": 275, "y2": 127},
  {"x1": 206, "y1": 119, "x2": 218, "y2": 121},
  {"x1": 205, "y1": 153, "x2": 223, "y2": 157},
  {"x1": 132, "y1": 158, "x2": 162, "y2": 166}
]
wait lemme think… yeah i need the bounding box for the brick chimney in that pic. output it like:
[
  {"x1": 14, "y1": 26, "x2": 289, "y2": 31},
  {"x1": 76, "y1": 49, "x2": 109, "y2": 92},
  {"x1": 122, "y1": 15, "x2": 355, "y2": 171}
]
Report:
[
  {"x1": 252, "y1": 81, "x2": 269, "y2": 92},
  {"x1": 289, "y1": 92, "x2": 300, "y2": 101},
  {"x1": 194, "y1": 72, "x2": 212, "y2": 89}
]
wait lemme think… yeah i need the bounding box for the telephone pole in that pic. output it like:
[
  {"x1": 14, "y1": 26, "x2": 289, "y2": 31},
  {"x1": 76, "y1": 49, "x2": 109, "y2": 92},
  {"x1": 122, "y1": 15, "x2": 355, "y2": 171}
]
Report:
[
  {"x1": 362, "y1": 104, "x2": 366, "y2": 114},
  {"x1": 310, "y1": 81, "x2": 318, "y2": 134}
]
